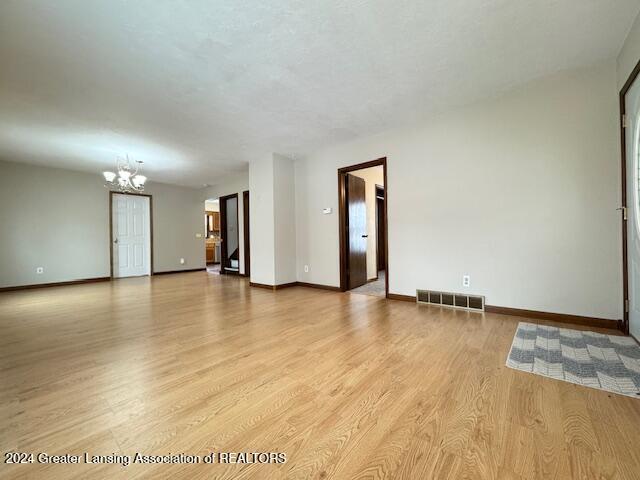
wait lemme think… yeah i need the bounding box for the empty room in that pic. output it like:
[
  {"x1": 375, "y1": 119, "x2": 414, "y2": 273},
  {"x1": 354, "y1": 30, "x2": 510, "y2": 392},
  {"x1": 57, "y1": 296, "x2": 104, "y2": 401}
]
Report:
[{"x1": 2, "y1": 1, "x2": 640, "y2": 479}]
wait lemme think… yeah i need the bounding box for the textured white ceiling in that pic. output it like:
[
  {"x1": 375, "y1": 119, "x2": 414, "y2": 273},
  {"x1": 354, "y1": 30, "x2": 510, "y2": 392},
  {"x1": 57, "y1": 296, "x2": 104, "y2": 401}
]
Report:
[{"x1": 0, "y1": 0, "x2": 638, "y2": 187}]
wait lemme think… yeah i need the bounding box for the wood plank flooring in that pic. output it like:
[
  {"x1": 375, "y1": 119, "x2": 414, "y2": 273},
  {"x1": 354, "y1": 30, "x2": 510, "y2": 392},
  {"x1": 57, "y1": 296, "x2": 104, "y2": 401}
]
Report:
[{"x1": 1, "y1": 272, "x2": 639, "y2": 479}]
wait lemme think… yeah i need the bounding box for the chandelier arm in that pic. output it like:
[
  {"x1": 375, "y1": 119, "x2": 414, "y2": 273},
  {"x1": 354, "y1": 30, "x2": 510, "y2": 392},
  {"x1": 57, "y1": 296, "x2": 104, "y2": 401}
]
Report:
[{"x1": 104, "y1": 156, "x2": 145, "y2": 193}]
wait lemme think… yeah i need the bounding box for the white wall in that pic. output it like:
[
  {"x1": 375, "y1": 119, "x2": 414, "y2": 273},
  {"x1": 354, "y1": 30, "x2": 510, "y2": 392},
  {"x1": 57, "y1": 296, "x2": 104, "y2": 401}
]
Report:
[
  {"x1": 0, "y1": 160, "x2": 205, "y2": 288},
  {"x1": 351, "y1": 166, "x2": 384, "y2": 280},
  {"x1": 146, "y1": 181, "x2": 206, "y2": 273},
  {"x1": 273, "y1": 155, "x2": 297, "y2": 285},
  {"x1": 204, "y1": 200, "x2": 219, "y2": 212},
  {"x1": 0, "y1": 160, "x2": 110, "y2": 287},
  {"x1": 201, "y1": 171, "x2": 249, "y2": 274},
  {"x1": 248, "y1": 154, "x2": 297, "y2": 286},
  {"x1": 617, "y1": 11, "x2": 640, "y2": 89},
  {"x1": 295, "y1": 62, "x2": 621, "y2": 320},
  {"x1": 249, "y1": 156, "x2": 275, "y2": 284}
]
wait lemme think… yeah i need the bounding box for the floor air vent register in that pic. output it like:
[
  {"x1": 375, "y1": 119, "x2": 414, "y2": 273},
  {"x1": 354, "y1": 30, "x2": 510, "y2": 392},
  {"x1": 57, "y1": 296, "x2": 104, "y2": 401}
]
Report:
[{"x1": 416, "y1": 290, "x2": 485, "y2": 312}]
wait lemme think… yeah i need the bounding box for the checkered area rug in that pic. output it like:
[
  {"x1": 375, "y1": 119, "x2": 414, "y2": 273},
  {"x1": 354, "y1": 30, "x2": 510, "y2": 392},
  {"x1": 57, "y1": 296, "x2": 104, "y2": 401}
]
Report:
[{"x1": 506, "y1": 322, "x2": 640, "y2": 398}]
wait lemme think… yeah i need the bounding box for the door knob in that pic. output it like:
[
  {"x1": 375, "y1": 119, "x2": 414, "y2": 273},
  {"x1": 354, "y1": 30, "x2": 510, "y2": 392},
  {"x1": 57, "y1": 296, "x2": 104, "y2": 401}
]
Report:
[
  {"x1": 362, "y1": 235, "x2": 368, "y2": 238},
  {"x1": 113, "y1": 238, "x2": 118, "y2": 244}
]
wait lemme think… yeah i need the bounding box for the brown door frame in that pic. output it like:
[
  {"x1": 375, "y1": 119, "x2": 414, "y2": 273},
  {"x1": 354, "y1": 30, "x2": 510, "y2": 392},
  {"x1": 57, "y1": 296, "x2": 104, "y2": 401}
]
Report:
[
  {"x1": 338, "y1": 157, "x2": 388, "y2": 297},
  {"x1": 375, "y1": 184, "x2": 385, "y2": 273},
  {"x1": 108, "y1": 191, "x2": 154, "y2": 279},
  {"x1": 243, "y1": 190, "x2": 250, "y2": 277},
  {"x1": 219, "y1": 192, "x2": 239, "y2": 275},
  {"x1": 620, "y1": 57, "x2": 640, "y2": 335}
]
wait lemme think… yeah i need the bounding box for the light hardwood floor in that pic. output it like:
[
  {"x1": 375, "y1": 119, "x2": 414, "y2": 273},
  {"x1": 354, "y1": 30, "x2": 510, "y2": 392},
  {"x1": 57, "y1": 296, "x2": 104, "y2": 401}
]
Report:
[{"x1": 1, "y1": 272, "x2": 639, "y2": 479}]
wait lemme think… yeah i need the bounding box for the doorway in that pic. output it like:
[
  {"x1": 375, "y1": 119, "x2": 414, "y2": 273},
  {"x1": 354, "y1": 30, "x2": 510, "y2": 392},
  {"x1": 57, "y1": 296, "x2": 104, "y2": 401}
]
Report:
[
  {"x1": 338, "y1": 158, "x2": 388, "y2": 297},
  {"x1": 204, "y1": 198, "x2": 221, "y2": 274},
  {"x1": 621, "y1": 60, "x2": 640, "y2": 339},
  {"x1": 219, "y1": 193, "x2": 240, "y2": 274},
  {"x1": 110, "y1": 192, "x2": 152, "y2": 278}
]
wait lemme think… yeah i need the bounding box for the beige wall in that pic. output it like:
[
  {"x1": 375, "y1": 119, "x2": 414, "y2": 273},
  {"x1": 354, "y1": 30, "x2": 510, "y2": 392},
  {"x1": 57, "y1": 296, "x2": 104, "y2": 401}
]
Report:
[
  {"x1": 204, "y1": 200, "x2": 219, "y2": 212},
  {"x1": 273, "y1": 155, "x2": 297, "y2": 285},
  {"x1": 617, "y1": 11, "x2": 640, "y2": 89},
  {"x1": 249, "y1": 156, "x2": 276, "y2": 285},
  {"x1": 351, "y1": 166, "x2": 384, "y2": 280},
  {"x1": 295, "y1": 61, "x2": 621, "y2": 320},
  {"x1": 0, "y1": 160, "x2": 205, "y2": 288},
  {"x1": 248, "y1": 154, "x2": 296, "y2": 286},
  {"x1": 146, "y1": 181, "x2": 205, "y2": 273}
]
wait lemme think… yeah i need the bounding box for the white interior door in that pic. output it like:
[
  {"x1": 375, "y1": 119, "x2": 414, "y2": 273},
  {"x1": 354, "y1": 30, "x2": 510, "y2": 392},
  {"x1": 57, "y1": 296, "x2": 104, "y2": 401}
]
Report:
[
  {"x1": 112, "y1": 193, "x2": 151, "y2": 278},
  {"x1": 626, "y1": 76, "x2": 640, "y2": 338}
]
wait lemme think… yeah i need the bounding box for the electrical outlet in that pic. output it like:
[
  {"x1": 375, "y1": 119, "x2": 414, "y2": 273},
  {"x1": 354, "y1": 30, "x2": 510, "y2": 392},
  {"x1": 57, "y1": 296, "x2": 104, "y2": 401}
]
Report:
[
  {"x1": 180, "y1": 258, "x2": 185, "y2": 265},
  {"x1": 36, "y1": 267, "x2": 44, "y2": 274},
  {"x1": 462, "y1": 275, "x2": 470, "y2": 287},
  {"x1": 304, "y1": 265, "x2": 309, "y2": 273}
]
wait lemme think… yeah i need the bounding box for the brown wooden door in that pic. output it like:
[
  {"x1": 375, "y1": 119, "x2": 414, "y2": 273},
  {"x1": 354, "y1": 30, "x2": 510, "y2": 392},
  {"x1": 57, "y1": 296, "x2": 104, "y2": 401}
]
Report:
[
  {"x1": 347, "y1": 174, "x2": 367, "y2": 289},
  {"x1": 243, "y1": 190, "x2": 250, "y2": 277}
]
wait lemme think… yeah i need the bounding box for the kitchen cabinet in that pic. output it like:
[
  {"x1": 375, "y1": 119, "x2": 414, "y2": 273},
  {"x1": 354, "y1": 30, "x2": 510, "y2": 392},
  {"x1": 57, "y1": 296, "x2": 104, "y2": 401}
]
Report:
[
  {"x1": 205, "y1": 211, "x2": 220, "y2": 238},
  {"x1": 206, "y1": 241, "x2": 219, "y2": 264}
]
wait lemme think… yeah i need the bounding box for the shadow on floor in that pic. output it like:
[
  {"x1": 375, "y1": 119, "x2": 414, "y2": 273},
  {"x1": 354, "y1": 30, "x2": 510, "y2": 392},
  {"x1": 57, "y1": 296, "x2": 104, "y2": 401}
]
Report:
[{"x1": 350, "y1": 271, "x2": 385, "y2": 297}]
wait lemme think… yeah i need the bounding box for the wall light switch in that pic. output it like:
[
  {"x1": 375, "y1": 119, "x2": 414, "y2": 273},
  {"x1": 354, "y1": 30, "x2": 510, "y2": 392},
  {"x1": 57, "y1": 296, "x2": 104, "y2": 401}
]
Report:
[
  {"x1": 322, "y1": 207, "x2": 332, "y2": 214},
  {"x1": 196, "y1": 233, "x2": 202, "y2": 238},
  {"x1": 36, "y1": 267, "x2": 44, "y2": 274}
]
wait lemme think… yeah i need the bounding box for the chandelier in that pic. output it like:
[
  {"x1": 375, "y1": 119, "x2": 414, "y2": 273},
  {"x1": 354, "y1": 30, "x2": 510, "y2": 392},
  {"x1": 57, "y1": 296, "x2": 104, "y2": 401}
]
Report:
[{"x1": 103, "y1": 156, "x2": 147, "y2": 192}]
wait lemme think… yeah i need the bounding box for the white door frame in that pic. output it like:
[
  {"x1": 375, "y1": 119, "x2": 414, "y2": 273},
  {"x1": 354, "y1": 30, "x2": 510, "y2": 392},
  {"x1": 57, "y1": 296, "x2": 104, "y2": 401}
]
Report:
[{"x1": 109, "y1": 191, "x2": 153, "y2": 278}]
